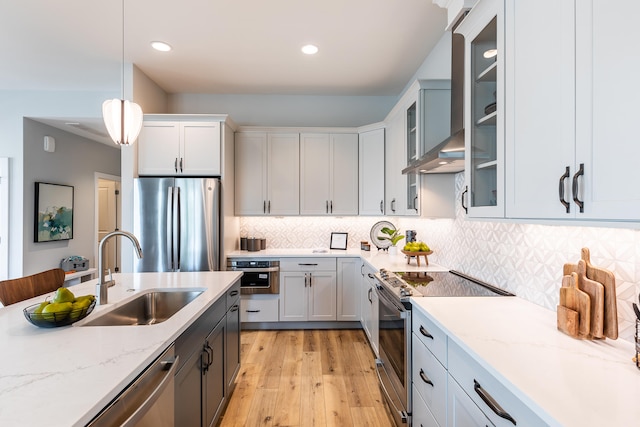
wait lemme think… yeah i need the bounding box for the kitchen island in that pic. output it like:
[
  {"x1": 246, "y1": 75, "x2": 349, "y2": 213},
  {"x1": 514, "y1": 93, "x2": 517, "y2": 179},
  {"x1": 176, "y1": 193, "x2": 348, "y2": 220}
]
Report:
[{"x1": 0, "y1": 271, "x2": 242, "y2": 427}]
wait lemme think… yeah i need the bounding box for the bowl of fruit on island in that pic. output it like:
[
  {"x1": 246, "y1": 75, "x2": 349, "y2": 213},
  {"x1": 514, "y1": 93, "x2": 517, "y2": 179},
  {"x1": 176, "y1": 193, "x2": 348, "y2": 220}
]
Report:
[
  {"x1": 23, "y1": 287, "x2": 96, "y2": 328},
  {"x1": 401, "y1": 241, "x2": 433, "y2": 266}
]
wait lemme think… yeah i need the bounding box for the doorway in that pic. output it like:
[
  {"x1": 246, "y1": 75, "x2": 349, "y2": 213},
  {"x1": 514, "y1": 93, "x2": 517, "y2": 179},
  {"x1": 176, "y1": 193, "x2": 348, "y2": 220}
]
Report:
[{"x1": 95, "y1": 174, "x2": 121, "y2": 276}]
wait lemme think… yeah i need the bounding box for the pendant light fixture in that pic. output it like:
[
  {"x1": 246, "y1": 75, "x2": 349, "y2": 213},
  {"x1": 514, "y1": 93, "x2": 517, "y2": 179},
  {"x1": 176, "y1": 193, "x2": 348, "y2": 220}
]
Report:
[{"x1": 102, "y1": 0, "x2": 143, "y2": 146}]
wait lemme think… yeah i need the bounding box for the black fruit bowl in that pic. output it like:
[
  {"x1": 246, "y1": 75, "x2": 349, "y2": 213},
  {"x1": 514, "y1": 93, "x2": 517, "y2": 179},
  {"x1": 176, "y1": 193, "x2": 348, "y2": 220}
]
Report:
[{"x1": 23, "y1": 299, "x2": 96, "y2": 328}]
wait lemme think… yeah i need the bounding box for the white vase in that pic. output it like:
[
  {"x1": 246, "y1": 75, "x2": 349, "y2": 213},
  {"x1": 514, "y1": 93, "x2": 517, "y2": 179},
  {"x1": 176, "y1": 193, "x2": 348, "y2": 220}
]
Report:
[{"x1": 388, "y1": 246, "x2": 398, "y2": 256}]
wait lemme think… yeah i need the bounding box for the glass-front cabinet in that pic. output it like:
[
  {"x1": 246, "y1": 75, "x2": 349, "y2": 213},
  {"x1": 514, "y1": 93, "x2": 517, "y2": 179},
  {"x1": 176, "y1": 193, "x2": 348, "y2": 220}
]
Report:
[
  {"x1": 456, "y1": 0, "x2": 504, "y2": 218},
  {"x1": 406, "y1": 102, "x2": 419, "y2": 213}
]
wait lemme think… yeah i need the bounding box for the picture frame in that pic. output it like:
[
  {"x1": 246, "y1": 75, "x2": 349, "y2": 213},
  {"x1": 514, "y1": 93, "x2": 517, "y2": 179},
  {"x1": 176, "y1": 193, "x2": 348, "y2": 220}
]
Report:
[
  {"x1": 34, "y1": 182, "x2": 74, "y2": 242},
  {"x1": 330, "y1": 232, "x2": 348, "y2": 250}
]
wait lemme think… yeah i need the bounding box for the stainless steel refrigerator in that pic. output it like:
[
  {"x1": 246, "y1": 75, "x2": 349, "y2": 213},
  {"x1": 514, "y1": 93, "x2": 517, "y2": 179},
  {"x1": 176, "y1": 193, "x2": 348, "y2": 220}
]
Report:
[{"x1": 133, "y1": 177, "x2": 220, "y2": 272}]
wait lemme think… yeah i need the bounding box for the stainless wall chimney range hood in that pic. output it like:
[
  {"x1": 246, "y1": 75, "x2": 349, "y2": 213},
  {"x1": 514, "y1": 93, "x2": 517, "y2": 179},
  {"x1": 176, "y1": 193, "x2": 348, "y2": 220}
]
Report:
[{"x1": 403, "y1": 20, "x2": 466, "y2": 175}]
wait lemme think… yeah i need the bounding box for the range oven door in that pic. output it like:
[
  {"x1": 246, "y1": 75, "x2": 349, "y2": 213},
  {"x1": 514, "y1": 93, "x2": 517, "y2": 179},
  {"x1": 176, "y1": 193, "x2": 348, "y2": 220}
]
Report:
[{"x1": 375, "y1": 284, "x2": 411, "y2": 425}]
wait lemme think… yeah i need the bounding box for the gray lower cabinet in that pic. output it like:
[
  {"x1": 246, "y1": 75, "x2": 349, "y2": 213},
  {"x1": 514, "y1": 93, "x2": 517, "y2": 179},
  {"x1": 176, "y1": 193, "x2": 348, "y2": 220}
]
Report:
[{"x1": 175, "y1": 280, "x2": 241, "y2": 427}]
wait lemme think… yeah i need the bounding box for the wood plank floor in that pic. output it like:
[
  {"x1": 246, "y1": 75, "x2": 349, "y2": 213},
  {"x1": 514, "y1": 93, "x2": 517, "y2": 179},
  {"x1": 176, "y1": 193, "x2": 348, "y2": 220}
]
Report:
[{"x1": 218, "y1": 329, "x2": 394, "y2": 427}]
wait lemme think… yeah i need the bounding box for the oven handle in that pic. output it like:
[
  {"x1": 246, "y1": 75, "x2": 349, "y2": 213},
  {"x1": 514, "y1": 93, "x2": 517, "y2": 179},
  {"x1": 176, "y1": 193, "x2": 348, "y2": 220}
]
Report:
[
  {"x1": 375, "y1": 285, "x2": 408, "y2": 318},
  {"x1": 375, "y1": 360, "x2": 409, "y2": 424},
  {"x1": 230, "y1": 267, "x2": 280, "y2": 273}
]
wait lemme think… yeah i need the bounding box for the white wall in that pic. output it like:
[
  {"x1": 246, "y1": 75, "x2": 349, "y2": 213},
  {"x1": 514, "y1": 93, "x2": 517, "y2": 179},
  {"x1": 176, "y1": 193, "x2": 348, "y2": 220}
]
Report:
[
  {"x1": 22, "y1": 119, "x2": 120, "y2": 275},
  {"x1": 0, "y1": 89, "x2": 116, "y2": 278}
]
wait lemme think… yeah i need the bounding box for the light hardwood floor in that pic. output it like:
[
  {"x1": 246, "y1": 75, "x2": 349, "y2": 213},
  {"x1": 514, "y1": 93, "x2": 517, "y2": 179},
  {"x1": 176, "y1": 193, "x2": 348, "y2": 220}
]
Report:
[{"x1": 218, "y1": 329, "x2": 394, "y2": 427}]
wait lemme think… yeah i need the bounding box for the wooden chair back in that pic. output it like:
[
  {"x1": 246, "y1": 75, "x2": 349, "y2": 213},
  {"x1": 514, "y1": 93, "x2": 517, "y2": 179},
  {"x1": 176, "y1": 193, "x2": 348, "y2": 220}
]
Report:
[{"x1": 0, "y1": 268, "x2": 66, "y2": 306}]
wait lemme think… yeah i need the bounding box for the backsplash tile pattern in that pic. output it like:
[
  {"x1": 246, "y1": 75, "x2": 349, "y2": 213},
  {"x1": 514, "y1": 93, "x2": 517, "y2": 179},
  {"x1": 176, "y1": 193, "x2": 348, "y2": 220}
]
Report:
[{"x1": 240, "y1": 173, "x2": 640, "y2": 342}]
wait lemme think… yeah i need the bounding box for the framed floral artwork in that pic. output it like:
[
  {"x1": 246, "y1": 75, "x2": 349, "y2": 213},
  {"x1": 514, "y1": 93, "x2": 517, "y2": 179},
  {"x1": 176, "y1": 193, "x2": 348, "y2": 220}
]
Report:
[{"x1": 34, "y1": 182, "x2": 74, "y2": 242}]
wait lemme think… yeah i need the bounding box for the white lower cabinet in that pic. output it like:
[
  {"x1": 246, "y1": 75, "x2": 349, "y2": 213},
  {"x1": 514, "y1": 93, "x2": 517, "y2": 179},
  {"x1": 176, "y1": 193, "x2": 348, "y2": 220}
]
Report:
[
  {"x1": 240, "y1": 295, "x2": 279, "y2": 322},
  {"x1": 361, "y1": 263, "x2": 379, "y2": 357},
  {"x1": 336, "y1": 258, "x2": 361, "y2": 321},
  {"x1": 280, "y1": 258, "x2": 336, "y2": 322},
  {"x1": 447, "y1": 376, "x2": 494, "y2": 427},
  {"x1": 412, "y1": 307, "x2": 546, "y2": 427},
  {"x1": 412, "y1": 331, "x2": 447, "y2": 427}
]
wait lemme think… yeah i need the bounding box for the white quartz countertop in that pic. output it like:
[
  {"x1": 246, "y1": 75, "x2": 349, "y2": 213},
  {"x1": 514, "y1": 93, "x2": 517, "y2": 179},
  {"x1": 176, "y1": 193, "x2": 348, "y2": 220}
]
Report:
[
  {"x1": 0, "y1": 271, "x2": 242, "y2": 427},
  {"x1": 411, "y1": 297, "x2": 640, "y2": 427},
  {"x1": 227, "y1": 248, "x2": 449, "y2": 273}
]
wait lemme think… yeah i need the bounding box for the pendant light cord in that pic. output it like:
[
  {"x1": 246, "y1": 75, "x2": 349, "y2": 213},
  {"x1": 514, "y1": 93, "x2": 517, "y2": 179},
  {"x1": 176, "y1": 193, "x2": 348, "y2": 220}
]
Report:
[{"x1": 121, "y1": 0, "x2": 125, "y2": 100}]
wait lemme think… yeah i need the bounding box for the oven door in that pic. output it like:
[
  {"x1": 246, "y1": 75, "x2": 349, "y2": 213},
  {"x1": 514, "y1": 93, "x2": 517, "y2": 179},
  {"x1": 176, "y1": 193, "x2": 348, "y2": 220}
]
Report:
[
  {"x1": 375, "y1": 284, "x2": 411, "y2": 425},
  {"x1": 234, "y1": 267, "x2": 280, "y2": 294}
]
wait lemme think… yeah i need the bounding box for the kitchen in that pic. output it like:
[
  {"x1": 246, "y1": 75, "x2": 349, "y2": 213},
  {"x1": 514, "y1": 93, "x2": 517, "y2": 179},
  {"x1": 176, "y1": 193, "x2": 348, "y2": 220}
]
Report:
[{"x1": 2, "y1": 0, "x2": 640, "y2": 426}]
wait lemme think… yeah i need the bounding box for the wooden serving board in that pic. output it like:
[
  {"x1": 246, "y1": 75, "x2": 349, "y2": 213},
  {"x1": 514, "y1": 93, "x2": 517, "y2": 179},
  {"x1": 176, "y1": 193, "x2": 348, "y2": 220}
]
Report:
[
  {"x1": 565, "y1": 260, "x2": 605, "y2": 339},
  {"x1": 581, "y1": 248, "x2": 618, "y2": 339},
  {"x1": 401, "y1": 250, "x2": 433, "y2": 267},
  {"x1": 558, "y1": 273, "x2": 590, "y2": 338}
]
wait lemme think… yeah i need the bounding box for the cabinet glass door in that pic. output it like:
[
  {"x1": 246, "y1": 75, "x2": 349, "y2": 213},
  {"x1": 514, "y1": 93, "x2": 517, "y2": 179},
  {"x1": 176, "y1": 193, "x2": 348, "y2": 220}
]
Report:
[
  {"x1": 469, "y1": 17, "x2": 498, "y2": 209},
  {"x1": 406, "y1": 102, "x2": 419, "y2": 214}
]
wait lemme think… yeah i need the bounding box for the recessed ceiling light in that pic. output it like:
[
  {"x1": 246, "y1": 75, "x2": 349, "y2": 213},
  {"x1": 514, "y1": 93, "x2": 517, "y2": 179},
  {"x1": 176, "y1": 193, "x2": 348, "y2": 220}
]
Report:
[
  {"x1": 301, "y1": 44, "x2": 319, "y2": 55},
  {"x1": 151, "y1": 41, "x2": 172, "y2": 52},
  {"x1": 483, "y1": 48, "x2": 497, "y2": 59}
]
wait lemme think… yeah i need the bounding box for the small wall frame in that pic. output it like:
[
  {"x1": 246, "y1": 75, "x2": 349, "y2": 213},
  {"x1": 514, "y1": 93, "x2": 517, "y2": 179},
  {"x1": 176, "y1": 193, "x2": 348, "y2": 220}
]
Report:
[
  {"x1": 34, "y1": 182, "x2": 74, "y2": 242},
  {"x1": 330, "y1": 232, "x2": 348, "y2": 250}
]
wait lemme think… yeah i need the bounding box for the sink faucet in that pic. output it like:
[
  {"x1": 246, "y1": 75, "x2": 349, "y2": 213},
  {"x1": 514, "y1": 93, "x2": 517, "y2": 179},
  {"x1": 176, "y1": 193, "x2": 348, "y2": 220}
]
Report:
[{"x1": 97, "y1": 230, "x2": 143, "y2": 305}]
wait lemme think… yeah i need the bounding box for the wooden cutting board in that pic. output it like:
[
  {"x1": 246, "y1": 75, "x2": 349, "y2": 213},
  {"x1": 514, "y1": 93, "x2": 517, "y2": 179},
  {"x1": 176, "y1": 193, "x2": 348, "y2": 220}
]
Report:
[
  {"x1": 570, "y1": 260, "x2": 605, "y2": 339},
  {"x1": 558, "y1": 273, "x2": 590, "y2": 338},
  {"x1": 581, "y1": 248, "x2": 618, "y2": 339}
]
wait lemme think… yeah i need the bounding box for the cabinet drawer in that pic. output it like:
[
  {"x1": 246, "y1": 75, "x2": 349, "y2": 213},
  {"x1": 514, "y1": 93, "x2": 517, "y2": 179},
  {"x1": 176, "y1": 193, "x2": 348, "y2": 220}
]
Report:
[
  {"x1": 241, "y1": 295, "x2": 279, "y2": 322},
  {"x1": 279, "y1": 257, "x2": 336, "y2": 271},
  {"x1": 226, "y1": 280, "x2": 241, "y2": 309},
  {"x1": 412, "y1": 334, "x2": 447, "y2": 426},
  {"x1": 413, "y1": 308, "x2": 447, "y2": 367},
  {"x1": 448, "y1": 340, "x2": 546, "y2": 427},
  {"x1": 412, "y1": 384, "x2": 440, "y2": 427}
]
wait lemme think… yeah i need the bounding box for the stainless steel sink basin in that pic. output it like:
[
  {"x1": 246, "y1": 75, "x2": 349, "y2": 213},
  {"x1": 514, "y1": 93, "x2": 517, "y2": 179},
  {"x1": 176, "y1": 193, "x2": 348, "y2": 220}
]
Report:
[{"x1": 81, "y1": 289, "x2": 204, "y2": 326}]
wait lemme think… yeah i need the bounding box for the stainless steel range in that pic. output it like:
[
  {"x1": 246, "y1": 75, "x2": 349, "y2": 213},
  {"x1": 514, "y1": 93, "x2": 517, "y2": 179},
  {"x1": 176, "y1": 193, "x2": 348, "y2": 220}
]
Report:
[{"x1": 373, "y1": 269, "x2": 513, "y2": 426}]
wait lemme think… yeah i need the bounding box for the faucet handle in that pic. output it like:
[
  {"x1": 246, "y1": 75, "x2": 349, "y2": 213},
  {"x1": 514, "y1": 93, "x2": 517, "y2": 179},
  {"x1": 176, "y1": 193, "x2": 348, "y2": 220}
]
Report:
[{"x1": 106, "y1": 269, "x2": 116, "y2": 288}]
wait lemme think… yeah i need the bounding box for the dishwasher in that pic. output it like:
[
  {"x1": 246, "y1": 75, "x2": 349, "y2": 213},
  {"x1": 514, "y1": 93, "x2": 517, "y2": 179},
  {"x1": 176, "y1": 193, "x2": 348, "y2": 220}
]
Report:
[{"x1": 87, "y1": 344, "x2": 178, "y2": 427}]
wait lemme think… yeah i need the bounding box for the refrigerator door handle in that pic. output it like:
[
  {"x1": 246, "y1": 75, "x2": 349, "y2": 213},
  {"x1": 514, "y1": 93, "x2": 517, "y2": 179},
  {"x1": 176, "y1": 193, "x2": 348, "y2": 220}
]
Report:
[
  {"x1": 174, "y1": 186, "x2": 181, "y2": 271},
  {"x1": 167, "y1": 186, "x2": 174, "y2": 270}
]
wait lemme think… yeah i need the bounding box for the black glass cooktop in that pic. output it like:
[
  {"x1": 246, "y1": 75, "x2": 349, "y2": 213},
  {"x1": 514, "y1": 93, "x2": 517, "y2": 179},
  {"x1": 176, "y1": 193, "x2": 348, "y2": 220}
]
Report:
[{"x1": 393, "y1": 270, "x2": 514, "y2": 297}]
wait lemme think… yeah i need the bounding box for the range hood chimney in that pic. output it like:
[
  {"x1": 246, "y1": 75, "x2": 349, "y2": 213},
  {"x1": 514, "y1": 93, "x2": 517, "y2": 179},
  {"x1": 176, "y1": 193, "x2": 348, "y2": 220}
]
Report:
[{"x1": 403, "y1": 18, "x2": 466, "y2": 175}]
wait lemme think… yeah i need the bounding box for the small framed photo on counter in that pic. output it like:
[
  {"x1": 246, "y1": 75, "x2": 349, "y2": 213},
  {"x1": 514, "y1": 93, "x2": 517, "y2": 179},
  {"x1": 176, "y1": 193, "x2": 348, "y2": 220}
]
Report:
[{"x1": 330, "y1": 232, "x2": 348, "y2": 250}]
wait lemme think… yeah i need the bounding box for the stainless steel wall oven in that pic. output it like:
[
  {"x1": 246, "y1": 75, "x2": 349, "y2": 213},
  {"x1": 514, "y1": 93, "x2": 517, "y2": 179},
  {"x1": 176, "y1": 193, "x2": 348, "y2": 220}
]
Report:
[{"x1": 227, "y1": 259, "x2": 280, "y2": 294}]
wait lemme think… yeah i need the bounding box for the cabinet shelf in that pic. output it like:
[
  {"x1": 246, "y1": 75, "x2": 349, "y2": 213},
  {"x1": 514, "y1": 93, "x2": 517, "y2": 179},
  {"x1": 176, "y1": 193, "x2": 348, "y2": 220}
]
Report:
[
  {"x1": 476, "y1": 160, "x2": 497, "y2": 170},
  {"x1": 476, "y1": 111, "x2": 497, "y2": 126},
  {"x1": 477, "y1": 61, "x2": 497, "y2": 82}
]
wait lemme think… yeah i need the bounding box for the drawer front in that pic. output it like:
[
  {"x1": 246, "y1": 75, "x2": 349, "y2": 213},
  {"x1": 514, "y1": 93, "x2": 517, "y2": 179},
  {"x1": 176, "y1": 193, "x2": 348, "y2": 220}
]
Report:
[
  {"x1": 413, "y1": 308, "x2": 448, "y2": 367},
  {"x1": 448, "y1": 340, "x2": 546, "y2": 427},
  {"x1": 226, "y1": 280, "x2": 241, "y2": 309},
  {"x1": 412, "y1": 334, "x2": 447, "y2": 426},
  {"x1": 240, "y1": 295, "x2": 279, "y2": 322},
  {"x1": 279, "y1": 257, "x2": 336, "y2": 271},
  {"x1": 412, "y1": 384, "x2": 441, "y2": 427}
]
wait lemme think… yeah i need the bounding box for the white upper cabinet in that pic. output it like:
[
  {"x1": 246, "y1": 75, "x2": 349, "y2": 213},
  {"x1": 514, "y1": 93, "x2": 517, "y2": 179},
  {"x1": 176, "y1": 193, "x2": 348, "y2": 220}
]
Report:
[
  {"x1": 138, "y1": 120, "x2": 221, "y2": 176},
  {"x1": 235, "y1": 132, "x2": 299, "y2": 215},
  {"x1": 456, "y1": 0, "x2": 505, "y2": 218},
  {"x1": 300, "y1": 133, "x2": 358, "y2": 215},
  {"x1": 505, "y1": 0, "x2": 640, "y2": 221},
  {"x1": 359, "y1": 127, "x2": 385, "y2": 216}
]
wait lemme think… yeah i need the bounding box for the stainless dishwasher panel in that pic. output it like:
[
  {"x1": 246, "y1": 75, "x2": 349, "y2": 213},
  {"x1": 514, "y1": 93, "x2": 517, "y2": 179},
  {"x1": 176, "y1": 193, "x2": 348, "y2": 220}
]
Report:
[{"x1": 88, "y1": 344, "x2": 178, "y2": 427}]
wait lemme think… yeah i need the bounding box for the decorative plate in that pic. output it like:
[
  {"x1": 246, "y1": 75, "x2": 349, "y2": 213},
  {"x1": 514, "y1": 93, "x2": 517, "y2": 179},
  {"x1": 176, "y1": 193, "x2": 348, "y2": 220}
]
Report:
[{"x1": 369, "y1": 221, "x2": 395, "y2": 250}]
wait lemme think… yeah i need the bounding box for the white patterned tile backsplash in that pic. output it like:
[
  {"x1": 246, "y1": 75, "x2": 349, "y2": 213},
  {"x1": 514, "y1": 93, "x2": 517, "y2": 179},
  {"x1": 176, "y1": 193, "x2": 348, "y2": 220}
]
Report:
[{"x1": 239, "y1": 172, "x2": 640, "y2": 342}]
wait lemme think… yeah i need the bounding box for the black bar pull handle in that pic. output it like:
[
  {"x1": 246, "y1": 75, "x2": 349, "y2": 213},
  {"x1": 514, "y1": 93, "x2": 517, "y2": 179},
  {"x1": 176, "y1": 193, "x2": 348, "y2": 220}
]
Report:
[
  {"x1": 572, "y1": 163, "x2": 584, "y2": 213},
  {"x1": 419, "y1": 325, "x2": 433, "y2": 339},
  {"x1": 380, "y1": 200, "x2": 384, "y2": 213},
  {"x1": 419, "y1": 369, "x2": 434, "y2": 386},
  {"x1": 474, "y1": 380, "x2": 517, "y2": 425},
  {"x1": 461, "y1": 186, "x2": 468, "y2": 214},
  {"x1": 559, "y1": 166, "x2": 571, "y2": 213},
  {"x1": 391, "y1": 198, "x2": 396, "y2": 213},
  {"x1": 246, "y1": 309, "x2": 261, "y2": 313}
]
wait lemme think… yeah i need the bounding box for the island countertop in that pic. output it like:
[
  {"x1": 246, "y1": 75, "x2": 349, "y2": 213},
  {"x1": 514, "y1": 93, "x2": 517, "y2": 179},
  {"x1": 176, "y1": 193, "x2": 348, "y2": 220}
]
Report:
[{"x1": 0, "y1": 271, "x2": 242, "y2": 427}]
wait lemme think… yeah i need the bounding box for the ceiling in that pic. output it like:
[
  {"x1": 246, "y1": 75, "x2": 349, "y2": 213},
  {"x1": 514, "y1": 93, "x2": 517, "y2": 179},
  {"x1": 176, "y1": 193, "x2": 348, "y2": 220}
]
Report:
[{"x1": 3, "y1": 0, "x2": 448, "y2": 143}]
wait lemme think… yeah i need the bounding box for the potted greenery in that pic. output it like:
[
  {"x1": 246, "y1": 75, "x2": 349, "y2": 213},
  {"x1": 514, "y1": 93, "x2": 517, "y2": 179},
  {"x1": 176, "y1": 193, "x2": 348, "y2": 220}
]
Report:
[{"x1": 379, "y1": 226, "x2": 405, "y2": 255}]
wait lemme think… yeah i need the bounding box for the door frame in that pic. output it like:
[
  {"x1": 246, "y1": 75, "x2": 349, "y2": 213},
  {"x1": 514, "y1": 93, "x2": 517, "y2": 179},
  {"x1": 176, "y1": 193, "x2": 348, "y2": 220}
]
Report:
[{"x1": 94, "y1": 173, "x2": 121, "y2": 274}]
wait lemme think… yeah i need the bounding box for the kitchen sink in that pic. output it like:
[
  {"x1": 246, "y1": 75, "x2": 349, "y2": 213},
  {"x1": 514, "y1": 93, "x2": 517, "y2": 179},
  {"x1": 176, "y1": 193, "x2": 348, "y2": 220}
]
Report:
[{"x1": 80, "y1": 289, "x2": 205, "y2": 326}]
